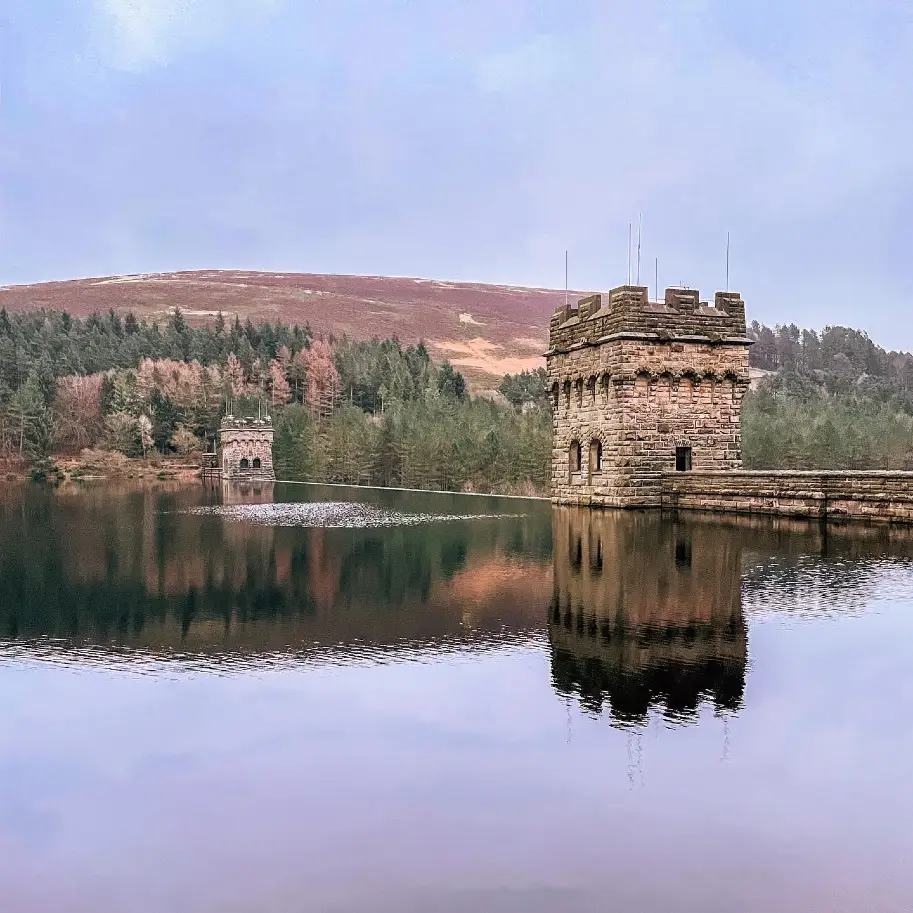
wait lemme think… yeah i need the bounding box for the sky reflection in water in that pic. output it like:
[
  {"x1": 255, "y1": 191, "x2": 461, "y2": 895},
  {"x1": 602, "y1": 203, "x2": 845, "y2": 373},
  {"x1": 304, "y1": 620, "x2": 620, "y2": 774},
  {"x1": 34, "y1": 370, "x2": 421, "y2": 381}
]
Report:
[{"x1": 1, "y1": 482, "x2": 912, "y2": 913}]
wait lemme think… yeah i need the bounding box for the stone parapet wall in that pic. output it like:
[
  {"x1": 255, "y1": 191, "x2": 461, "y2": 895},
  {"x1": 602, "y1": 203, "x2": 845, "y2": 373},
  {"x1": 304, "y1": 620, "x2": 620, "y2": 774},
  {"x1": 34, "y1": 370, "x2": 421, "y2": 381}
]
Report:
[
  {"x1": 661, "y1": 471, "x2": 913, "y2": 523},
  {"x1": 548, "y1": 286, "x2": 749, "y2": 354}
]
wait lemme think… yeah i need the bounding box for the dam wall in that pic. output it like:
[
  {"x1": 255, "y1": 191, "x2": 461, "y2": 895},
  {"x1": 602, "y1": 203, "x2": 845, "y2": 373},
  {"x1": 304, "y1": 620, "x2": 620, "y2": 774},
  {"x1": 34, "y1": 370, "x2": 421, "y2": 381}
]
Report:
[{"x1": 661, "y1": 470, "x2": 913, "y2": 524}]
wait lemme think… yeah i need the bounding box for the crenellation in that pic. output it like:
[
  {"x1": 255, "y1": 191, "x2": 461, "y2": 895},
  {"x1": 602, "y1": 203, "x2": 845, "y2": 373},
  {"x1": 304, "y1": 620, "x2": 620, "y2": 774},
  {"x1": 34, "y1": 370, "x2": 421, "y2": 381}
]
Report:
[{"x1": 548, "y1": 285, "x2": 751, "y2": 508}]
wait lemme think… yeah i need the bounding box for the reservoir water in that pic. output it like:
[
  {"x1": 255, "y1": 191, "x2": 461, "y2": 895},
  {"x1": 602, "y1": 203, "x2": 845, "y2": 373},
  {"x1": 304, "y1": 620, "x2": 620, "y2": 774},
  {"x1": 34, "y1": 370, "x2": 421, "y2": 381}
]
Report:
[{"x1": 1, "y1": 482, "x2": 912, "y2": 912}]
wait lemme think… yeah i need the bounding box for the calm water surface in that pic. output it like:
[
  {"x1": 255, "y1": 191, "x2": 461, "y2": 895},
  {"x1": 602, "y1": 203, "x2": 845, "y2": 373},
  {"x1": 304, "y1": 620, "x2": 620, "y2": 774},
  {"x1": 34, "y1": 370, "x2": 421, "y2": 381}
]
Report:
[{"x1": 1, "y1": 482, "x2": 912, "y2": 912}]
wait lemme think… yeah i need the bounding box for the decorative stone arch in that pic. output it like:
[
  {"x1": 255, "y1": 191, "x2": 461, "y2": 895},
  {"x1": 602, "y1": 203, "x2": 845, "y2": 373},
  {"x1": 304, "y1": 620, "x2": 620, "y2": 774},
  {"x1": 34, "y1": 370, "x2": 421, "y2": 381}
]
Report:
[
  {"x1": 562, "y1": 378, "x2": 572, "y2": 410},
  {"x1": 573, "y1": 376, "x2": 585, "y2": 407},
  {"x1": 586, "y1": 427, "x2": 610, "y2": 482},
  {"x1": 567, "y1": 436, "x2": 583, "y2": 481},
  {"x1": 563, "y1": 425, "x2": 607, "y2": 450},
  {"x1": 676, "y1": 369, "x2": 696, "y2": 404},
  {"x1": 656, "y1": 370, "x2": 674, "y2": 402},
  {"x1": 720, "y1": 369, "x2": 740, "y2": 402},
  {"x1": 703, "y1": 371, "x2": 721, "y2": 403},
  {"x1": 599, "y1": 371, "x2": 612, "y2": 402},
  {"x1": 634, "y1": 369, "x2": 653, "y2": 396},
  {"x1": 588, "y1": 438, "x2": 603, "y2": 478},
  {"x1": 564, "y1": 426, "x2": 608, "y2": 483}
]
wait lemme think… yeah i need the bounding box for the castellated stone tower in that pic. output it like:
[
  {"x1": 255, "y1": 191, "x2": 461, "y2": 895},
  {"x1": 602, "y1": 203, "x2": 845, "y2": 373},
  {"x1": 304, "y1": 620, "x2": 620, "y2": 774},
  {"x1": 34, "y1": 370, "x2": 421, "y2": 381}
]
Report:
[
  {"x1": 219, "y1": 414, "x2": 275, "y2": 481},
  {"x1": 546, "y1": 285, "x2": 752, "y2": 507}
]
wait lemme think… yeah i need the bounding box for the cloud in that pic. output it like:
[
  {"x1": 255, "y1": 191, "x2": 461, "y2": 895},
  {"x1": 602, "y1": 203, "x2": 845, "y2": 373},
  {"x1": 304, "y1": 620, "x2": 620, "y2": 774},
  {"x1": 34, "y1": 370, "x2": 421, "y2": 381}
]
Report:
[
  {"x1": 91, "y1": 0, "x2": 282, "y2": 71},
  {"x1": 475, "y1": 36, "x2": 567, "y2": 95},
  {"x1": 4, "y1": 0, "x2": 913, "y2": 346}
]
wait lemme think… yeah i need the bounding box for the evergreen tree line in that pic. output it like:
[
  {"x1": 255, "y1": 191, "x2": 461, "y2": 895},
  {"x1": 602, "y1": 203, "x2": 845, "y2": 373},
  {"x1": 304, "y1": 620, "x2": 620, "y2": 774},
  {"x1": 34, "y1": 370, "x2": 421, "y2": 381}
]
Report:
[
  {"x1": 743, "y1": 321, "x2": 913, "y2": 469},
  {"x1": 273, "y1": 397, "x2": 550, "y2": 494},
  {"x1": 0, "y1": 308, "x2": 550, "y2": 493},
  {"x1": 5, "y1": 305, "x2": 913, "y2": 479}
]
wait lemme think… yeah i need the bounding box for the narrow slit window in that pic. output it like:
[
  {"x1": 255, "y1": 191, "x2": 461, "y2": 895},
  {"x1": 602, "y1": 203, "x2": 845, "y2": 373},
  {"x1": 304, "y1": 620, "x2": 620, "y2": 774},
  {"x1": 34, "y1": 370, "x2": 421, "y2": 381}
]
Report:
[{"x1": 675, "y1": 446, "x2": 692, "y2": 472}]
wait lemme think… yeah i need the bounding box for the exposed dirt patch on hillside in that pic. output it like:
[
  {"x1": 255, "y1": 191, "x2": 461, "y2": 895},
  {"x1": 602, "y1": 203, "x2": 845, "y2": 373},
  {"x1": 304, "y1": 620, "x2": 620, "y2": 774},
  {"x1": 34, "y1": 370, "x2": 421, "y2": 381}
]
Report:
[{"x1": 432, "y1": 337, "x2": 544, "y2": 378}]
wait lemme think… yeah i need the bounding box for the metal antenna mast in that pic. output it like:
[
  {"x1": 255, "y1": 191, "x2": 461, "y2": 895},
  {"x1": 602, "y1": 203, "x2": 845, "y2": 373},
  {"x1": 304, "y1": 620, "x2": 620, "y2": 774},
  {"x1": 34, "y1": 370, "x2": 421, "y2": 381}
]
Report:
[
  {"x1": 636, "y1": 214, "x2": 642, "y2": 285},
  {"x1": 726, "y1": 231, "x2": 731, "y2": 292}
]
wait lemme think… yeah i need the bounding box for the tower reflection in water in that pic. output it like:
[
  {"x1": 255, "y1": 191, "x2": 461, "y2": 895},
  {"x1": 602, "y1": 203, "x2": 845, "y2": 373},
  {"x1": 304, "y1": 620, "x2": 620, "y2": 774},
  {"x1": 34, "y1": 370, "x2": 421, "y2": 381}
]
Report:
[{"x1": 549, "y1": 508, "x2": 747, "y2": 726}]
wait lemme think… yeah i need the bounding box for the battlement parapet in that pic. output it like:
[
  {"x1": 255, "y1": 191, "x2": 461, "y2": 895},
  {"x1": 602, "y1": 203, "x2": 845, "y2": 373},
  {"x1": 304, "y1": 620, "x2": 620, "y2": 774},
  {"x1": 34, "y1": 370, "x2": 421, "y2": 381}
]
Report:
[
  {"x1": 220, "y1": 415, "x2": 274, "y2": 432},
  {"x1": 549, "y1": 285, "x2": 748, "y2": 353}
]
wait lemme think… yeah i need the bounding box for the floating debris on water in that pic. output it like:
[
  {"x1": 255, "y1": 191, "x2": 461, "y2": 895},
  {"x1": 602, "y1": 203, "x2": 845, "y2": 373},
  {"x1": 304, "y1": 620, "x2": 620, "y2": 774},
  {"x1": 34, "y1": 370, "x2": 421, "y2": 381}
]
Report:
[{"x1": 185, "y1": 501, "x2": 522, "y2": 528}]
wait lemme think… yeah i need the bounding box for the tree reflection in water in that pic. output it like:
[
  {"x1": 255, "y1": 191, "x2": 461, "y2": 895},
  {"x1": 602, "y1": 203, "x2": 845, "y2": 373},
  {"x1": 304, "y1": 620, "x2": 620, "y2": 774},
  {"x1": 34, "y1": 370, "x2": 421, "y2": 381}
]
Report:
[{"x1": 2, "y1": 482, "x2": 912, "y2": 731}]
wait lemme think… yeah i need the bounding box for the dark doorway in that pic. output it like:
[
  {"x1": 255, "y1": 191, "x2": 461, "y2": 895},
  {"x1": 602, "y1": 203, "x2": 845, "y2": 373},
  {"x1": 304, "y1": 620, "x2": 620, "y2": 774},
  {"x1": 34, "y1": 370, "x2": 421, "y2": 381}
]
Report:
[
  {"x1": 239, "y1": 458, "x2": 250, "y2": 470},
  {"x1": 252, "y1": 458, "x2": 261, "y2": 469},
  {"x1": 675, "y1": 446, "x2": 692, "y2": 472}
]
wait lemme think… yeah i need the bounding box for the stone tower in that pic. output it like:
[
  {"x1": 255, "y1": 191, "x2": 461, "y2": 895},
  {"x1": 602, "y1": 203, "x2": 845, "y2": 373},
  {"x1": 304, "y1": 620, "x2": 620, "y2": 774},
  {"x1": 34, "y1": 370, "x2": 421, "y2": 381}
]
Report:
[
  {"x1": 546, "y1": 285, "x2": 751, "y2": 507},
  {"x1": 219, "y1": 414, "x2": 275, "y2": 481}
]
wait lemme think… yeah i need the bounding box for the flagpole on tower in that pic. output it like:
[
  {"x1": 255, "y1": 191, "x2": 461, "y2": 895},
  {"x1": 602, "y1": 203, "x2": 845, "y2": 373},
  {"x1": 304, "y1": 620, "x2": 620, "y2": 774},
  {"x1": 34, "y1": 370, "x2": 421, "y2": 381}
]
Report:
[{"x1": 636, "y1": 214, "x2": 642, "y2": 285}]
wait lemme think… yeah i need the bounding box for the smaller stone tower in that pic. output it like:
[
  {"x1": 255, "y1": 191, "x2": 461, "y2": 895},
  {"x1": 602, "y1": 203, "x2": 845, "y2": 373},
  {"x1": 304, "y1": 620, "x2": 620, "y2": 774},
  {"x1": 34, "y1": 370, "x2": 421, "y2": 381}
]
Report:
[{"x1": 219, "y1": 414, "x2": 275, "y2": 481}]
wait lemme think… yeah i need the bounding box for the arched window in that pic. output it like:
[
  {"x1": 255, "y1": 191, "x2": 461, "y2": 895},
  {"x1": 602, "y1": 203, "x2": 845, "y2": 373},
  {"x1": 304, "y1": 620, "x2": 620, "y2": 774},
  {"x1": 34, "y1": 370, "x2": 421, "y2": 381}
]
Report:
[
  {"x1": 569, "y1": 440, "x2": 582, "y2": 473},
  {"x1": 551, "y1": 383, "x2": 559, "y2": 409},
  {"x1": 590, "y1": 439, "x2": 602, "y2": 473},
  {"x1": 252, "y1": 457, "x2": 262, "y2": 469},
  {"x1": 239, "y1": 458, "x2": 250, "y2": 470}
]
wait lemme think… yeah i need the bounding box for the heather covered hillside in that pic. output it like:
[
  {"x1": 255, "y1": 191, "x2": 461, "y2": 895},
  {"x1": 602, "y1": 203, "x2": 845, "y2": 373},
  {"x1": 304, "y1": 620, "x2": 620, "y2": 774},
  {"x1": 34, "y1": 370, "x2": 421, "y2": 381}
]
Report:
[{"x1": 0, "y1": 271, "x2": 572, "y2": 390}]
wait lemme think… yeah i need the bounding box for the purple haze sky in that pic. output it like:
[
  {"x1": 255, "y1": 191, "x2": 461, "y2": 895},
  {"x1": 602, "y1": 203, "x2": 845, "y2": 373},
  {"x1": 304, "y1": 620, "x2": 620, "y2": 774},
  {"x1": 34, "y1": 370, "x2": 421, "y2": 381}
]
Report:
[{"x1": 1, "y1": 1, "x2": 912, "y2": 345}]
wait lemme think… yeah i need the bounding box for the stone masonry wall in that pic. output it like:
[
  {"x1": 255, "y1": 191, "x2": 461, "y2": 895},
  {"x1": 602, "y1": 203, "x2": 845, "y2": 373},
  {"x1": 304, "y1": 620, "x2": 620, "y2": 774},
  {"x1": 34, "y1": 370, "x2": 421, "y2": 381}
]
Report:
[
  {"x1": 547, "y1": 284, "x2": 751, "y2": 507},
  {"x1": 220, "y1": 420, "x2": 275, "y2": 481},
  {"x1": 662, "y1": 471, "x2": 913, "y2": 523}
]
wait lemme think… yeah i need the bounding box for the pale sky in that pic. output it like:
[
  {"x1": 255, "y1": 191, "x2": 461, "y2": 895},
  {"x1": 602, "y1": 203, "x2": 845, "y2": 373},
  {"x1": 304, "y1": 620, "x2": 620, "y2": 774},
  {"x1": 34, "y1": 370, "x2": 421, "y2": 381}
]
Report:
[{"x1": 2, "y1": 1, "x2": 912, "y2": 345}]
